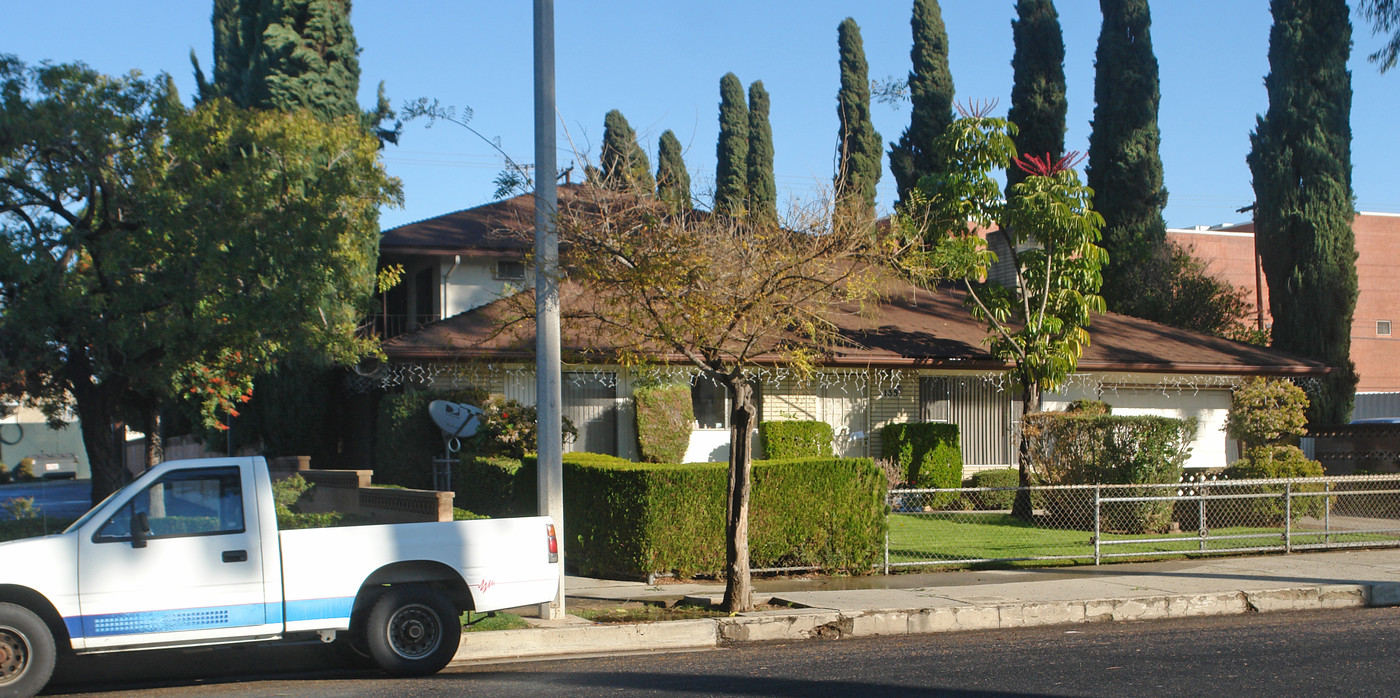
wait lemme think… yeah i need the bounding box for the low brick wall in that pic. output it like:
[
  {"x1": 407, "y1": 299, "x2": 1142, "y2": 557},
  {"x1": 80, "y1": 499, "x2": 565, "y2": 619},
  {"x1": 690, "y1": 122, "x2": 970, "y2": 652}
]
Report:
[{"x1": 273, "y1": 460, "x2": 453, "y2": 523}]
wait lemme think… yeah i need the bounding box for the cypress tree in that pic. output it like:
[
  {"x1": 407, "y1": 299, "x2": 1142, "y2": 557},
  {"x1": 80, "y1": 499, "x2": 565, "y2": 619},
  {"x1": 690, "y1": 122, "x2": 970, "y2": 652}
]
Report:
[
  {"x1": 1006, "y1": 0, "x2": 1067, "y2": 198},
  {"x1": 745, "y1": 80, "x2": 777, "y2": 224},
  {"x1": 1248, "y1": 0, "x2": 1358, "y2": 425},
  {"x1": 601, "y1": 109, "x2": 654, "y2": 193},
  {"x1": 715, "y1": 72, "x2": 749, "y2": 216},
  {"x1": 835, "y1": 18, "x2": 882, "y2": 220},
  {"x1": 1086, "y1": 0, "x2": 1170, "y2": 319},
  {"x1": 889, "y1": 0, "x2": 955, "y2": 209},
  {"x1": 656, "y1": 130, "x2": 691, "y2": 211}
]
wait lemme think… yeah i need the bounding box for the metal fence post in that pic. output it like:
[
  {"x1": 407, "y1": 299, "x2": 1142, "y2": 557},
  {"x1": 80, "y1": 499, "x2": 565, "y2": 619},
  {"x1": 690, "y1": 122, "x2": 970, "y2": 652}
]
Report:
[
  {"x1": 1324, "y1": 481, "x2": 1332, "y2": 546},
  {"x1": 1284, "y1": 482, "x2": 1293, "y2": 553},
  {"x1": 1094, "y1": 485, "x2": 1102, "y2": 565},
  {"x1": 1198, "y1": 475, "x2": 1207, "y2": 553},
  {"x1": 884, "y1": 493, "x2": 890, "y2": 576}
]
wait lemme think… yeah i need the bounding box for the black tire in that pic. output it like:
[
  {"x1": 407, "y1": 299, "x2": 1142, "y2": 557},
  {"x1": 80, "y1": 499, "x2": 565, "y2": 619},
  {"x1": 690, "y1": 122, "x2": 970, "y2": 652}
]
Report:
[
  {"x1": 364, "y1": 586, "x2": 461, "y2": 677},
  {"x1": 0, "y1": 602, "x2": 56, "y2": 698}
]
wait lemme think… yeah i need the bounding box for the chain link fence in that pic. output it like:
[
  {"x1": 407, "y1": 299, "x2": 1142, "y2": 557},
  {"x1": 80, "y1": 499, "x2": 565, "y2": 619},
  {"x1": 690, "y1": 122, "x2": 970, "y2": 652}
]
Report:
[{"x1": 885, "y1": 474, "x2": 1400, "y2": 572}]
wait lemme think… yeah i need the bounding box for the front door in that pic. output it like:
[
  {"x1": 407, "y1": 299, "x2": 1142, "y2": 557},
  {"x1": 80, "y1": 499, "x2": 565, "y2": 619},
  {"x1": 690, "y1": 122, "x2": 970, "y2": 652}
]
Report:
[{"x1": 75, "y1": 464, "x2": 274, "y2": 649}]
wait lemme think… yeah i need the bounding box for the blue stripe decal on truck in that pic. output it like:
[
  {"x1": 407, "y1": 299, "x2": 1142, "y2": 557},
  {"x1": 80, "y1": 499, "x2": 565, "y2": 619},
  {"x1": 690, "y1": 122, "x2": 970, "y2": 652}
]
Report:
[
  {"x1": 63, "y1": 597, "x2": 353, "y2": 640},
  {"x1": 80, "y1": 603, "x2": 267, "y2": 637},
  {"x1": 284, "y1": 597, "x2": 355, "y2": 622}
]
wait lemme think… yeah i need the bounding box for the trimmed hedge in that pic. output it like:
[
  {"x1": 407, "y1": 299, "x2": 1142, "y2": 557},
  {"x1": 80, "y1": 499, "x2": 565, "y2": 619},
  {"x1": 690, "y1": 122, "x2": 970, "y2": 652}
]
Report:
[
  {"x1": 1023, "y1": 413, "x2": 1196, "y2": 533},
  {"x1": 477, "y1": 452, "x2": 886, "y2": 579},
  {"x1": 966, "y1": 468, "x2": 1020, "y2": 511},
  {"x1": 634, "y1": 384, "x2": 694, "y2": 463},
  {"x1": 560, "y1": 453, "x2": 886, "y2": 578},
  {"x1": 453, "y1": 455, "x2": 530, "y2": 518},
  {"x1": 880, "y1": 422, "x2": 962, "y2": 490},
  {"x1": 760, "y1": 421, "x2": 834, "y2": 460},
  {"x1": 374, "y1": 387, "x2": 489, "y2": 489}
]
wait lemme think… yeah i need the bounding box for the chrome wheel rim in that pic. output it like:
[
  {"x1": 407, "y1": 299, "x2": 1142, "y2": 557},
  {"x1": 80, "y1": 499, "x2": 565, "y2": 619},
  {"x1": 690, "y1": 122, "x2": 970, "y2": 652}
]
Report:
[{"x1": 386, "y1": 604, "x2": 441, "y2": 660}]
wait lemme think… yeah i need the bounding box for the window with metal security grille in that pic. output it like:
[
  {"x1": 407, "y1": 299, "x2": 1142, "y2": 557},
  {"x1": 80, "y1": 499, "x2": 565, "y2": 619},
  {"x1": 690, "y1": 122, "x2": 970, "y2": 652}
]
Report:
[
  {"x1": 495, "y1": 260, "x2": 526, "y2": 280},
  {"x1": 1380, "y1": 320, "x2": 1392, "y2": 336}
]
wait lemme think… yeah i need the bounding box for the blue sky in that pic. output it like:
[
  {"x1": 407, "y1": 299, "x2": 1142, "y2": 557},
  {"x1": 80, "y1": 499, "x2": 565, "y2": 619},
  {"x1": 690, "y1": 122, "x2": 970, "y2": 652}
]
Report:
[{"x1": 3, "y1": 1, "x2": 1396, "y2": 231}]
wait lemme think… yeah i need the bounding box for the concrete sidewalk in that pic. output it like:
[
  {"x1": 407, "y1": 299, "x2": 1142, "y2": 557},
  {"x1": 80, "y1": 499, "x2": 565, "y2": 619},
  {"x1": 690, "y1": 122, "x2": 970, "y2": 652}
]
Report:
[{"x1": 451, "y1": 548, "x2": 1400, "y2": 664}]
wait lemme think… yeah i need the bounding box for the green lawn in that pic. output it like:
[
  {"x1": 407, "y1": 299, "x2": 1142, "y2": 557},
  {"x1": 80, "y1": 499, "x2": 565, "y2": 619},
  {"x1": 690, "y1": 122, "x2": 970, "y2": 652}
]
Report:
[{"x1": 883, "y1": 511, "x2": 1397, "y2": 567}]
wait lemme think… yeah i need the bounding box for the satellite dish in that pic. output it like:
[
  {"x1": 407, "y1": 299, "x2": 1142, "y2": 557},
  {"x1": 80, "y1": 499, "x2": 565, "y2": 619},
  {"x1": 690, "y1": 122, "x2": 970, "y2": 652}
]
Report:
[{"x1": 429, "y1": 400, "x2": 484, "y2": 439}]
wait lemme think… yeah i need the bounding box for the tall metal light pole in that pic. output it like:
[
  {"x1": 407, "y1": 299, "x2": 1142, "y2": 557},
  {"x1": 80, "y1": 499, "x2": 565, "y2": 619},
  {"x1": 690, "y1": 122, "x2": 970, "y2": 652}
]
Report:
[{"x1": 533, "y1": 0, "x2": 565, "y2": 620}]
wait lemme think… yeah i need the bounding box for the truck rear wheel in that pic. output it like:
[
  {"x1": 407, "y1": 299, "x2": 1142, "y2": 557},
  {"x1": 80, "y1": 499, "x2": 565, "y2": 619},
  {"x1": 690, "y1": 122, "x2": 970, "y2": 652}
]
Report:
[
  {"x1": 0, "y1": 602, "x2": 56, "y2": 698},
  {"x1": 365, "y1": 585, "x2": 461, "y2": 677}
]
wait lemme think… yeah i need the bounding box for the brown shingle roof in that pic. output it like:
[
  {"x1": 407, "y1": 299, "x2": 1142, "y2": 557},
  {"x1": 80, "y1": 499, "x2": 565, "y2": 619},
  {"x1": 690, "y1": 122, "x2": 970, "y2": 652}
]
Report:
[
  {"x1": 383, "y1": 280, "x2": 1329, "y2": 377},
  {"x1": 380, "y1": 185, "x2": 593, "y2": 256}
]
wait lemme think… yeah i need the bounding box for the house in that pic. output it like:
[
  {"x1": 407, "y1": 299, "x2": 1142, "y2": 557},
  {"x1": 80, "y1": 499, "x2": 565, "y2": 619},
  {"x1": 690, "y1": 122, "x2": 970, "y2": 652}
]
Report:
[
  {"x1": 373, "y1": 190, "x2": 1330, "y2": 473},
  {"x1": 1167, "y1": 212, "x2": 1400, "y2": 397}
]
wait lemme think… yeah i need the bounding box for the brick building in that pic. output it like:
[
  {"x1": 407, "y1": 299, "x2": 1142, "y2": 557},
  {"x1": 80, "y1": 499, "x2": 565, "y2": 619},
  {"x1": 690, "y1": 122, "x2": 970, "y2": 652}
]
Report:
[{"x1": 1167, "y1": 212, "x2": 1400, "y2": 393}]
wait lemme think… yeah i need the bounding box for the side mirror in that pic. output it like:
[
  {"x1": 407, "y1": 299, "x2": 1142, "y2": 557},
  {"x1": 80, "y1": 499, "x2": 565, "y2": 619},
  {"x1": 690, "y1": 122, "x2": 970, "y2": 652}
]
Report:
[{"x1": 131, "y1": 511, "x2": 149, "y2": 549}]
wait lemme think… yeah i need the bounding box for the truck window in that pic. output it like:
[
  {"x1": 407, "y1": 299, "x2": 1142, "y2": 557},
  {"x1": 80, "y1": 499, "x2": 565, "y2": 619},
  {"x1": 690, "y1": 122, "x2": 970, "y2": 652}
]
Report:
[{"x1": 95, "y1": 466, "x2": 245, "y2": 542}]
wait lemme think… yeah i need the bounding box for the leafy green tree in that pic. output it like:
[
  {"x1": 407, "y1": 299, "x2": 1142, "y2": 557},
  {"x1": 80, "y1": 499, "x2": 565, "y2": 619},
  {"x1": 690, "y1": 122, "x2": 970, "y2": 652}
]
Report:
[
  {"x1": 197, "y1": 0, "x2": 396, "y2": 467},
  {"x1": 835, "y1": 18, "x2": 883, "y2": 220},
  {"x1": 889, "y1": 0, "x2": 955, "y2": 209},
  {"x1": 898, "y1": 109, "x2": 1106, "y2": 518},
  {"x1": 655, "y1": 130, "x2": 691, "y2": 211},
  {"x1": 1248, "y1": 0, "x2": 1357, "y2": 426},
  {"x1": 1006, "y1": 0, "x2": 1067, "y2": 198},
  {"x1": 1226, "y1": 377, "x2": 1309, "y2": 451},
  {"x1": 715, "y1": 72, "x2": 749, "y2": 216},
  {"x1": 1086, "y1": 0, "x2": 1170, "y2": 320},
  {"x1": 601, "y1": 109, "x2": 654, "y2": 193},
  {"x1": 0, "y1": 59, "x2": 400, "y2": 502},
  {"x1": 1358, "y1": 0, "x2": 1400, "y2": 72},
  {"x1": 745, "y1": 80, "x2": 777, "y2": 224}
]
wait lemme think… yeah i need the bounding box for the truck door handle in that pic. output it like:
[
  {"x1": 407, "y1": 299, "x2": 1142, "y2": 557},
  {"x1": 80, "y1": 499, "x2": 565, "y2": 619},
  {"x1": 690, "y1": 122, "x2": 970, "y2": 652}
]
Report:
[{"x1": 222, "y1": 550, "x2": 248, "y2": 563}]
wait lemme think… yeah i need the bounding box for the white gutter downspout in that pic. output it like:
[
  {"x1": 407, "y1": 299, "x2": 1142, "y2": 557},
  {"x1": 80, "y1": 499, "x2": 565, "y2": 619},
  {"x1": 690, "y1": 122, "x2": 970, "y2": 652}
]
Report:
[{"x1": 440, "y1": 254, "x2": 460, "y2": 320}]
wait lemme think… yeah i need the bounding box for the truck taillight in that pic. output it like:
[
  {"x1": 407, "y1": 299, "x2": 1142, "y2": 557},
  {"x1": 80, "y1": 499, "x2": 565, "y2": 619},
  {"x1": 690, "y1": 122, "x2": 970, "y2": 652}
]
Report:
[{"x1": 546, "y1": 523, "x2": 559, "y2": 563}]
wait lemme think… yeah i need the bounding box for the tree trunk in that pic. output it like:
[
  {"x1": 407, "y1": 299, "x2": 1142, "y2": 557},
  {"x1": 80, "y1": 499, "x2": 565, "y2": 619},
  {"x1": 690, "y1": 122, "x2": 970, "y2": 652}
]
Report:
[
  {"x1": 1012, "y1": 381, "x2": 1042, "y2": 521},
  {"x1": 722, "y1": 375, "x2": 757, "y2": 613},
  {"x1": 142, "y1": 403, "x2": 164, "y2": 470},
  {"x1": 68, "y1": 366, "x2": 128, "y2": 506}
]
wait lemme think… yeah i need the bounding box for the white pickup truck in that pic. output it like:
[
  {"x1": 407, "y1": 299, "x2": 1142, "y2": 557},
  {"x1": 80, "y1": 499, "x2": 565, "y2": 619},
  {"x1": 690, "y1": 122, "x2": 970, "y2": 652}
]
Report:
[{"x1": 0, "y1": 456, "x2": 560, "y2": 697}]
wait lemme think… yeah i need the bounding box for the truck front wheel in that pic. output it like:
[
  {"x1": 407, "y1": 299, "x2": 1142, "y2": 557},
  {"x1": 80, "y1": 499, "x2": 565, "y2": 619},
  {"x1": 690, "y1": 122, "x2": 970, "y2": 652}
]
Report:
[
  {"x1": 0, "y1": 602, "x2": 56, "y2": 698},
  {"x1": 365, "y1": 586, "x2": 461, "y2": 677}
]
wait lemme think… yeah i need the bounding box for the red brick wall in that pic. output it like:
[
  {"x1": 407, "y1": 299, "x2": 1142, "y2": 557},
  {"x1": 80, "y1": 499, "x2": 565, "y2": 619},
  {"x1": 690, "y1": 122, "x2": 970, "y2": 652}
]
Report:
[{"x1": 1170, "y1": 213, "x2": 1400, "y2": 392}]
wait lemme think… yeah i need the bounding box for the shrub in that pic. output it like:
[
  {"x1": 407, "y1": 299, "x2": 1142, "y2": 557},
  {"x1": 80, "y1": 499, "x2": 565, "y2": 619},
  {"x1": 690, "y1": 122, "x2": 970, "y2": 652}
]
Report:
[
  {"x1": 0, "y1": 462, "x2": 10, "y2": 485},
  {"x1": 880, "y1": 423, "x2": 961, "y2": 508},
  {"x1": 374, "y1": 387, "x2": 490, "y2": 489},
  {"x1": 1024, "y1": 413, "x2": 1196, "y2": 533},
  {"x1": 1064, "y1": 399, "x2": 1112, "y2": 416},
  {"x1": 453, "y1": 455, "x2": 526, "y2": 518},
  {"x1": 760, "y1": 421, "x2": 834, "y2": 460},
  {"x1": 966, "y1": 468, "x2": 1020, "y2": 511},
  {"x1": 1226, "y1": 378, "x2": 1308, "y2": 450},
  {"x1": 1221, "y1": 445, "x2": 1326, "y2": 524},
  {"x1": 557, "y1": 453, "x2": 886, "y2": 579},
  {"x1": 633, "y1": 384, "x2": 694, "y2": 463},
  {"x1": 0, "y1": 516, "x2": 77, "y2": 542},
  {"x1": 13, "y1": 457, "x2": 35, "y2": 481},
  {"x1": 453, "y1": 507, "x2": 488, "y2": 521},
  {"x1": 467, "y1": 397, "x2": 576, "y2": 459}
]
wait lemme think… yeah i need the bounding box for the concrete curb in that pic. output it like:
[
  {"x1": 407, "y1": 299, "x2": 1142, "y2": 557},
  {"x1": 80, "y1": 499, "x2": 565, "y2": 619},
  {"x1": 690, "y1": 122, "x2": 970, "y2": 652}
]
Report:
[{"x1": 449, "y1": 581, "x2": 1400, "y2": 665}]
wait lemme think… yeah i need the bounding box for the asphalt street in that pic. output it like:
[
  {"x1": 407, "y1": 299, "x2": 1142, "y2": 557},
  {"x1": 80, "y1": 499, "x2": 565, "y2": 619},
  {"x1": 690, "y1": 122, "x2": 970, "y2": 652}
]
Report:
[{"x1": 47, "y1": 606, "x2": 1400, "y2": 697}]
